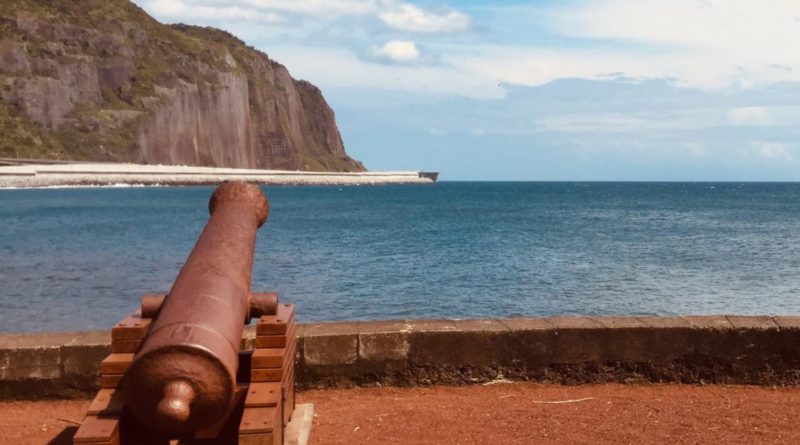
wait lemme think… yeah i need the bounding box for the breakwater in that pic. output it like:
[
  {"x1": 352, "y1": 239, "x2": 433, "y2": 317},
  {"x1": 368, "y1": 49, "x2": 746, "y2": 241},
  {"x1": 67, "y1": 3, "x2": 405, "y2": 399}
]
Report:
[
  {"x1": 0, "y1": 163, "x2": 437, "y2": 188},
  {"x1": 1, "y1": 315, "x2": 798, "y2": 399}
]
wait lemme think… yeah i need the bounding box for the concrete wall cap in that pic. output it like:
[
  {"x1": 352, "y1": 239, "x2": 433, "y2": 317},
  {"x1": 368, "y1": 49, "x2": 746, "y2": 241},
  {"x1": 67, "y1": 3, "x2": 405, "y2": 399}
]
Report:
[
  {"x1": 774, "y1": 316, "x2": 800, "y2": 329},
  {"x1": 407, "y1": 320, "x2": 458, "y2": 333},
  {"x1": 545, "y1": 316, "x2": 605, "y2": 329},
  {"x1": 305, "y1": 322, "x2": 360, "y2": 337},
  {"x1": 358, "y1": 320, "x2": 412, "y2": 335},
  {"x1": 596, "y1": 317, "x2": 649, "y2": 329},
  {"x1": 682, "y1": 316, "x2": 735, "y2": 330},
  {"x1": 499, "y1": 318, "x2": 554, "y2": 331},
  {"x1": 65, "y1": 331, "x2": 110, "y2": 346},
  {"x1": 453, "y1": 319, "x2": 508, "y2": 332},
  {"x1": 635, "y1": 316, "x2": 693, "y2": 329},
  {"x1": 0, "y1": 332, "x2": 77, "y2": 349},
  {"x1": 725, "y1": 316, "x2": 779, "y2": 330}
]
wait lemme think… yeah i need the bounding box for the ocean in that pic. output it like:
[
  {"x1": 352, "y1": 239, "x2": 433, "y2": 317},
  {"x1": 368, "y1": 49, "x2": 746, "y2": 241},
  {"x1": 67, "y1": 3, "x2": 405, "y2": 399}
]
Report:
[{"x1": 1, "y1": 182, "x2": 799, "y2": 333}]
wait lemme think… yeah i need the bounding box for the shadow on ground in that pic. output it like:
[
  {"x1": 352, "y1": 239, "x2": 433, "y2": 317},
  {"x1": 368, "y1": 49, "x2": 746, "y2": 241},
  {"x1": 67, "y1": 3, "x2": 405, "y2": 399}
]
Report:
[{"x1": 47, "y1": 426, "x2": 76, "y2": 445}]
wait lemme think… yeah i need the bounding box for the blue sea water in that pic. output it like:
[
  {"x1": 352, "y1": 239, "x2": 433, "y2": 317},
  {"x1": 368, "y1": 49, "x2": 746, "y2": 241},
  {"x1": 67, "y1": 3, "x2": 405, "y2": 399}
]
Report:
[{"x1": 1, "y1": 182, "x2": 799, "y2": 333}]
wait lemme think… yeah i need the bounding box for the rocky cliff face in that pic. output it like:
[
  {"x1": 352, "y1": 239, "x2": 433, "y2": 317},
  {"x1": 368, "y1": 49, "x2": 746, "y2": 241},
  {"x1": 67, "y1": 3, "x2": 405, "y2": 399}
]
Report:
[{"x1": 0, "y1": 0, "x2": 365, "y2": 171}]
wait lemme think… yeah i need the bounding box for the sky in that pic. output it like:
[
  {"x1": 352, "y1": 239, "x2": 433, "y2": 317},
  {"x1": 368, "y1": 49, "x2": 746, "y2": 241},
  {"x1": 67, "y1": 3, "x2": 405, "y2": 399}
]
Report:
[{"x1": 132, "y1": 0, "x2": 800, "y2": 180}]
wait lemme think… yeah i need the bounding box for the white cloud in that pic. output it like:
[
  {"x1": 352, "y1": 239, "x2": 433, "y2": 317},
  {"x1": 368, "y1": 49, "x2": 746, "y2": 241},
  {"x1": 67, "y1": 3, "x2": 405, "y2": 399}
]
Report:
[
  {"x1": 243, "y1": 0, "x2": 381, "y2": 15},
  {"x1": 384, "y1": 1, "x2": 800, "y2": 96},
  {"x1": 541, "y1": 0, "x2": 800, "y2": 89},
  {"x1": 443, "y1": 39, "x2": 800, "y2": 96},
  {"x1": 750, "y1": 141, "x2": 796, "y2": 161},
  {"x1": 378, "y1": 4, "x2": 469, "y2": 33},
  {"x1": 375, "y1": 40, "x2": 420, "y2": 63},
  {"x1": 681, "y1": 142, "x2": 709, "y2": 158},
  {"x1": 146, "y1": 0, "x2": 183, "y2": 15},
  {"x1": 142, "y1": 0, "x2": 466, "y2": 22},
  {"x1": 135, "y1": 0, "x2": 800, "y2": 99},
  {"x1": 267, "y1": 45, "x2": 500, "y2": 98},
  {"x1": 555, "y1": 0, "x2": 800, "y2": 52},
  {"x1": 728, "y1": 107, "x2": 773, "y2": 126},
  {"x1": 529, "y1": 108, "x2": 730, "y2": 133},
  {"x1": 535, "y1": 113, "x2": 655, "y2": 133},
  {"x1": 143, "y1": 0, "x2": 284, "y2": 22}
]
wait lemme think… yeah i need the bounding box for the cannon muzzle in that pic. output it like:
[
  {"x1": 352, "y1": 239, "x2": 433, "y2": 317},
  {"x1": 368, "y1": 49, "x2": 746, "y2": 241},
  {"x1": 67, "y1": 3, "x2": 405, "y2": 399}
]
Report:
[{"x1": 123, "y1": 182, "x2": 269, "y2": 434}]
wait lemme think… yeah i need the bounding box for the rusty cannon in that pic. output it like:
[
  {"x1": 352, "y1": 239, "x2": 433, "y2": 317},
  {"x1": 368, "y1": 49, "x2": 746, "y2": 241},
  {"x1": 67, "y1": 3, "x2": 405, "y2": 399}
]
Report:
[{"x1": 73, "y1": 182, "x2": 298, "y2": 445}]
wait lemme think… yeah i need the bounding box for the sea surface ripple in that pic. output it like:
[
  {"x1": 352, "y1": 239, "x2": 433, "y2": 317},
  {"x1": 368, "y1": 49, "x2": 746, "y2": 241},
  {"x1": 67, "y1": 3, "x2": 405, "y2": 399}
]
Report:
[{"x1": 1, "y1": 182, "x2": 799, "y2": 332}]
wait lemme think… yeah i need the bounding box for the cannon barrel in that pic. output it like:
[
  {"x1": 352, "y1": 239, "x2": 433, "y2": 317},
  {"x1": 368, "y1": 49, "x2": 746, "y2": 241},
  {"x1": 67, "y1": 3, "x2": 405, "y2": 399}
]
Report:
[{"x1": 124, "y1": 182, "x2": 269, "y2": 434}]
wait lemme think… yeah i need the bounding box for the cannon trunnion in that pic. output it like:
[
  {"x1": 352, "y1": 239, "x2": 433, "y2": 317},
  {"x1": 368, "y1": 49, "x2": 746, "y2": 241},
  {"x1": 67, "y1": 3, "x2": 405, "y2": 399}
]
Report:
[{"x1": 72, "y1": 183, "x2": 297, "y2": 445}]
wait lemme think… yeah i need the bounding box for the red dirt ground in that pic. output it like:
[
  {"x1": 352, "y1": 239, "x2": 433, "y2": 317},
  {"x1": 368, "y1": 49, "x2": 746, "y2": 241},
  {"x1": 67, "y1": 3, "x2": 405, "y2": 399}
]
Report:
[{"x1": 1, "y1": 383, "x2": 798, "y2": 444}]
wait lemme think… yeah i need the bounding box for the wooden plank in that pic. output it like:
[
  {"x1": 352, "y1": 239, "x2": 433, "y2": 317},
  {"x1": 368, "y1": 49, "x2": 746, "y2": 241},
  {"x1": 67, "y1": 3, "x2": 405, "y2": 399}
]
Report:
[
  {"x1": 239, "y1": 406, "x2": 280, "y2": 434},
  {"x1": 251, "y1": 347, "x2": 285, "y2": 369},
  {"x1": 110, "y1": 339, "x2": 141, "y2": 354},
  {"x1": 281, "y1": 362, "x2": 294, "y2": 389},
  {"x1": 251, "y1": 339, "x2": 296, "y2": 382},
  {"x1": 87, "y1": 389, "x2": 125, "y2": 416},
  {"x1": 281, "y1": 334, "x2": 296, "y2": 425},
  {"x1": 74, "y1": 438, "x2": 118, "y2": 445},
  {"x1": 256, "y1": 304, "x2": 295, "y2": 336},
  {"x1": 286, "y1": 385, "x2": 295, "y2": 425},
  {"x1": 282, "y1": 367, "x2": 295, "y2": 425},
  {"x1": 251, "y1": 367, "x2": 284, "y2": 383},
  {"x1": 245, "y1": 382, "x2": 282, "y2": 408},
  {"x1": 111, "y1": 314, "x2": 151, "y2": 340},
  {"x1": 99, "y1": 354, "x2": 134, "y2": 375},
  {"x1": 72, "y1": 415, "x2": 119, "y2": 443},
  {"x1": 252, "y1": 336, "x2": 295, "y2": 370},
  {"x1": 238, "y1": 433, "x2": 273, "y2": 445},
  {"x1": 73, "y1": 438, "x2": 119, "y2": 445},
  {"x1": 277, "y1": 394, "x2": 286, "y2": 445},
  {"x1": 99, "y1": 374, "x2": 123, "y2": 389},
  {"x1": 254, "y1": 322, "x2": 296, "y2": 349}
]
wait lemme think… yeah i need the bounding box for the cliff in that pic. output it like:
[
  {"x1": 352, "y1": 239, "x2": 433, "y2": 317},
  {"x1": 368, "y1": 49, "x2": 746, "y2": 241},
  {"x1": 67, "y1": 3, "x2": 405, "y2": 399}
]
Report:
[{"x1": 0, "y1": 0, "x2": 365, "y2": 171}]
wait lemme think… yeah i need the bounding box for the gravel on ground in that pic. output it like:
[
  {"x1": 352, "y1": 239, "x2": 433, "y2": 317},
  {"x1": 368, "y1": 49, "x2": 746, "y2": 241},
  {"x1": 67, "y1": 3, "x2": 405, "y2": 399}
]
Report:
[{"x1": 1, "y1": 383, "x2": 797, "y2": 445}]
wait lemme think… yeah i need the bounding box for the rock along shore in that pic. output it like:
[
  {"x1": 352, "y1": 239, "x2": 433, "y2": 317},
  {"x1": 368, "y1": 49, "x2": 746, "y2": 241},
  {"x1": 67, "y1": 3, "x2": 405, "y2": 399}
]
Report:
[{"x1": 0, "y1": 163, "x2": 437, "y2": 188}]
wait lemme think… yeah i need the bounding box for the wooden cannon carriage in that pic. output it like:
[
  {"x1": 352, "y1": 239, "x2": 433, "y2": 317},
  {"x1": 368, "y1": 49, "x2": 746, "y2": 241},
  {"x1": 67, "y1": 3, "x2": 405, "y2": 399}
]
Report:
[{"x1": 72, "y1": 182, "x2": 296, "y2": 445}]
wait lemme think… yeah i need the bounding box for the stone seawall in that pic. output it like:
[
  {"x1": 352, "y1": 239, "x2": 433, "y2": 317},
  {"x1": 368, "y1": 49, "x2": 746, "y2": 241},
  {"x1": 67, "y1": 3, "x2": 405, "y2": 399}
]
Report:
[{"x1": 1, "y1": 316, "x2": 799, "y2": 399}]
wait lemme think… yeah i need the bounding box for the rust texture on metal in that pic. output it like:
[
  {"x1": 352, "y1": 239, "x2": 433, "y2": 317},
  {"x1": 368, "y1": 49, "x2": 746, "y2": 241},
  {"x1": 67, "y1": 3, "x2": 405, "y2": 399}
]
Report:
[
  {"x1": 123, "y1": 182, "x2": 269, "y2": 435},
  {"x1": 141, "y1": 291, "x2": 277, "y2": 321},
  {"x1": 140, "y1": 293, "x2": 166, "y2": 319},
  {"x1": 249, "y1": 292, "x2": 279, "y2": 318}
]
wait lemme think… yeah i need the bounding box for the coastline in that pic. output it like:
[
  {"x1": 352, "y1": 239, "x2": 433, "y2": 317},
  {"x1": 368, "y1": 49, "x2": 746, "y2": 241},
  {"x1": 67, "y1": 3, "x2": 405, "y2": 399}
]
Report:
[{"x1": 0, "y1": 163, "x2": 437, "y2": 188}]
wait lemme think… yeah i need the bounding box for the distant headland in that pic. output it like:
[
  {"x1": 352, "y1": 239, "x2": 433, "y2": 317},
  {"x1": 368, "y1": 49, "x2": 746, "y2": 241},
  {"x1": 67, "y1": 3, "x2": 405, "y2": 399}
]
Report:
[{"x1": 0, "y1": 0, "x2": 366, "y2": 172}]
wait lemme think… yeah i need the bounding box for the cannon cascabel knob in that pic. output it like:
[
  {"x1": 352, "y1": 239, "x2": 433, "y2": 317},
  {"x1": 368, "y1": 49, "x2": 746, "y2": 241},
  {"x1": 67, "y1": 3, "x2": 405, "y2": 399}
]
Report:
[{"x1": 156, "y1": 380, "x2": 196, "y2": 427}]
